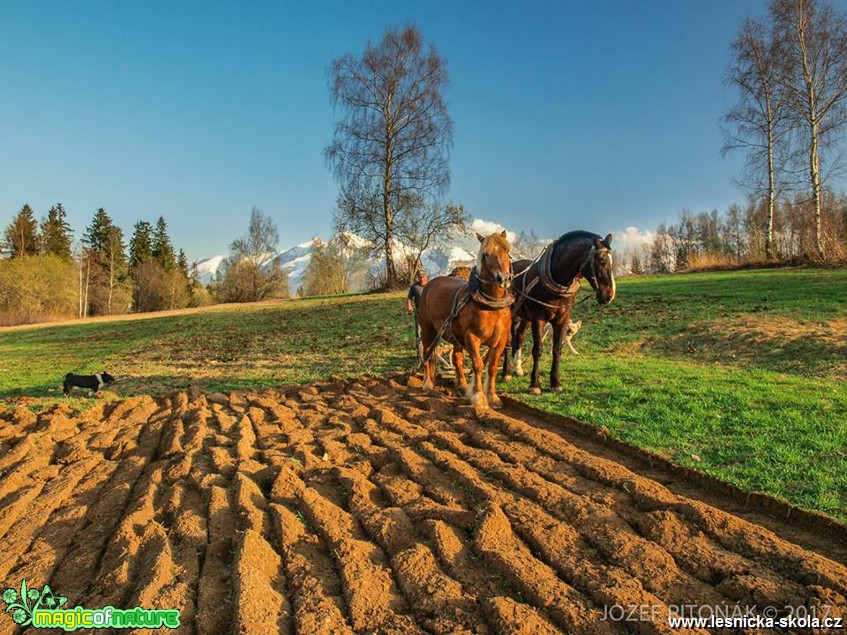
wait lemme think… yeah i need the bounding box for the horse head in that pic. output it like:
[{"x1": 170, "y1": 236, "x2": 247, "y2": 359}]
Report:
[
  {"x1": 580, "y1": 233, "x2": 616, "y2": 305},
  {"x1": 476, "y1": 230, "x2": 512, "y2": 289}
]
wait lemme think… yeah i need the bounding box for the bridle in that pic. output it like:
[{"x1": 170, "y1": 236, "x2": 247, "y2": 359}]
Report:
[
  {"x1": 579, "y1": 244, "x2": 605, "y2": 291},
  {"x1": 469, "y1": 250, "x2": 515, "y2": 310},
  {"x1": 471, "y1": 267, "x2": 513, "y2": 290}
]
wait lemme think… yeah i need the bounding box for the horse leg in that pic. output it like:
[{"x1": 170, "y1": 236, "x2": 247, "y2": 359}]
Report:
[
  {"x1": 512, "y1": 318, "x2": 528, "y2": 377},
  {"x1": 486, "y1": 338, "x2": 508, "y2": 409},
  {"x1": 452, "y1": 346, "x2": 467, "y2": 396},
  {"x1": 550, "y1": 321, "x2": 565, "y2": 392},
  {"x1": 501, "y1": 320, "x2": 513, "y2": 381},
  {"x1": 529, "y1": 319, "x2": 544, "y2": 395},
  {"x1": 465, "y1": 334, "x2": 488, "y2": 409},
  {"x1": 420, "y1": 322, "x2": 437, "y2": 390}
]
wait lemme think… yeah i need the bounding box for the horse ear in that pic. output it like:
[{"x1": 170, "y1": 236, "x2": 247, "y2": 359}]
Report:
[
  {"x1": 603, "y1": 233, "x2": 612, "y2": 247},
  {"x1": 476, "y1": 232, "x2": 484, "y2": 243},
  {"x1": 596, "y1": 233, "x2": 612, "y2": 249},
  {"x1": 500, "y1": 230, "x2": 507, "y2": 239}
]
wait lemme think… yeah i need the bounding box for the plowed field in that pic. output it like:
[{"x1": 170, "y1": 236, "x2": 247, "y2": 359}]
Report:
[{"x1": 1, "y1": 374, "x2": 845, "y2": 634}]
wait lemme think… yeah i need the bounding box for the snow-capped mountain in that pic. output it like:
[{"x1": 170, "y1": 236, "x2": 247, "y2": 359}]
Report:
[
  {"x1": 267, "y1": 238, "x2": 322, "y2": 290},
  {"x1": 193, "y1": 255, "x2": 227, "y2": 285},
  {"x1": 193, "y1": 219, "x2": 542, "y2": 292}
]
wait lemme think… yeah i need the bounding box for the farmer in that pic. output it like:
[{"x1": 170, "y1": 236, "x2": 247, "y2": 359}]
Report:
[
  {"x1": 406, "y1": 270, "x2": 453, "y2": 370},
  {"x1": 406, "y1": 270, "x2": 429, "y2": 362}
]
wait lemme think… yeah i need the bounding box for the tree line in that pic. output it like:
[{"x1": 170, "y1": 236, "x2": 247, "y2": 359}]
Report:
[
  {"x1": 722, "y1": 0, "x2": 847, "y2": 261},
  {"x1": 621, "y1": 190, "x2": 847, "y2": 275},
  {"x1": 1, "y1": 22, "x2": 466, "y2": 323},
  {"x1": 0, "y1": 203, "x2": 210, "y2": 324},
  {"x1": 624, "y1": 0, "x2": 847, "y2": 275},
  {"x1": 1, "y1": 203, "x2": 297, "y2": 327}
]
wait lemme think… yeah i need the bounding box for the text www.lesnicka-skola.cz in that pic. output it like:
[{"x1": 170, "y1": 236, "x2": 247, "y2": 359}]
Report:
[{"x1": 602, "y1": 603, "x2": 844, "y2": 631}]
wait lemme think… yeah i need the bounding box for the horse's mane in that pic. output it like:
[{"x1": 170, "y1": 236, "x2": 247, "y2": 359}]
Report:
[
  {"x1": 480, "y1": 232, "x2": 511, "y2": 254},
  {"x1": 552, "y1": 229, "x2": 598, "y2": 248}
]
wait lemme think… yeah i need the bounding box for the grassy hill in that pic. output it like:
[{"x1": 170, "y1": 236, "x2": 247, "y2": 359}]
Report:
[{"x1": 1, "y1": 267, "x2": 845, "y2": 521}]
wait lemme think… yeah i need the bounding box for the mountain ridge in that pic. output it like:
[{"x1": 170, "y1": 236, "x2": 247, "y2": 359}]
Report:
[{"x1": 193, "y1": 219, "x2": 525, "y2": 292}]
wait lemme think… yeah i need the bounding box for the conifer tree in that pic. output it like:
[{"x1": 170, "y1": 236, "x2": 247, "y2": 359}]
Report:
[
  {"x1": 152, "y1": 216, "x2": 176, "y2": 271},
  {"x1": 177, "y1": 249, "x2": 189, "y2": 276},
  {"x1": 83, "y1": 208, "x2": 129, "y2": 314},
  {"x1": 3, "y1": 204, "x2": 40, "y2": 257},
  {"x1": 40, "y1": 204, "x2": 74, "y2": 260},
  {"x1": 129, "y1": 221, "x2": 154, "y2": 269}
]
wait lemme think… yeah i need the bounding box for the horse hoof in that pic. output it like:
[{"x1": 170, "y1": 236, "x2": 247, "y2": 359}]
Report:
[
  {"x1": 470, "y1": 392, "x2": 489, "y2": 411},
  {"x1": 504, "y1": 375, "x2": 513, "y2": 382},
  {"x1": 489, "y1": 397, "x2": 503, "y2": 409},
  {"x1": 515, "y1": 369, "x2": 525, "y2": 377},
  {"x1": 530, "y1": 386, "x2": 541, "y2": 395},
  {"x1": 552, "y1": 386, "x2": 564, "y2": 393}
]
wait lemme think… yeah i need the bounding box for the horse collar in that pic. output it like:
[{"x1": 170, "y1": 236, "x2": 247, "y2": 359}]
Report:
[
  {"x1": 537, "y1": 241, "x2": 598, "y2": 296},
  {"x1": 538, "y1": 243, "x2": 574, "y2": 295},
  {"x1": 470, "y1": 267, "x2": 514, "y2": 309}
]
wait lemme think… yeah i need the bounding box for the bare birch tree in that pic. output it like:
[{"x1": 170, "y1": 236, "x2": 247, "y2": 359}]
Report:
[
  {"x1": 722, "y1": 17, "x2": 792, "y2": 260},
  {"x1": 326, "y1": 24, "x2": 453, "y2": 289},
  {"x1": 393, "y1": 198, "x2": 470, "y2": 283},
  {"x1": 771, "y1": 0, "x2": 847, "y2": 259}
]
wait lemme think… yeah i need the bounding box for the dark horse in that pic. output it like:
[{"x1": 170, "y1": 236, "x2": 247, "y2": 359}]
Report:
[
  {"x1": 502, "y1": 230, "x2": 616, "y2": 394},
  {"x1": 418, "y1": 231, "x2": 514, "y2": 410}
]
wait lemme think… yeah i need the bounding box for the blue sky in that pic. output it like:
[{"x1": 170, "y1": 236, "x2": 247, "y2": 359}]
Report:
[{"x1": 1, "y1": 1, "x2": 771, "y2": 262}]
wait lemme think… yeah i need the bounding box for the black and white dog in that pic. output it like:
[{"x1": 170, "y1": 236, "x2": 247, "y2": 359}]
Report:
[{"x1": 63, "y1": 371, "x2": 115, "y2": 396}]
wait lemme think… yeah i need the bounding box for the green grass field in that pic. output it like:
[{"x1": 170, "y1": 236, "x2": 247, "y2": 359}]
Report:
[{"x1": 1, "y1": 267, "x2": 845, "y2": 521}]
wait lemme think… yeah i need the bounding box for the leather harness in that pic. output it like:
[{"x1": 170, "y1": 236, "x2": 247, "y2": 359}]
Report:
[{"x1": 419, "y1": 267, "x2": 514, "y2": 368}]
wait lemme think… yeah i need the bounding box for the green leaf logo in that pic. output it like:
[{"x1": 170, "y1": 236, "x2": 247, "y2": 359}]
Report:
[{"x1": 2, "y1": 579, "x2": 66, "y2": 628}]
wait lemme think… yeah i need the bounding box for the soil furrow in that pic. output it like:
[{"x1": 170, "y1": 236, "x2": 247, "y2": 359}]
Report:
[
  {"x1": 270, "y1": 503, "x2": 355, "y2": 635},
  {"x1": 5, "y1": 459, "x2": 115, "y2": 587},
  {"x1": 47, "y1": 403, "x2": 168, "y2": 603},
  {"x1": 232, "y1": 455, "x2": 293, "y2": 633},
  {"x1": 475, "y1": 500, "x2": 614, "y2": 635},
  {"x1": 462, "y1": 422, "x2": 790, "y2": 611},
  {"x1": 2, "y1": 375, "x2": 845, "y2": 635},
  {"x1": 297, "y1": 485, "x2": 424, "y2": 633},
  {"x1": 429, "y1": 428, "x2": 729, "y2": 608},
  {"x1": 195, "y1": 485, "x2": 236, "y2": 635},
  {"x1": 334, "y1": 465, "x2": 489, "y2": 633},
  {"x1": 0, "y1": 461, "x2": 92, "y2": 580},
  {"x1": 487, "y1": 407, "x2": 847, "y2": 595}
]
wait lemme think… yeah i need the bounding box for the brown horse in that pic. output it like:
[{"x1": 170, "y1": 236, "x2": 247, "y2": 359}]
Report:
[
  {"x1": 503, "y1": 230, "x2": 616, "y2": 394},
  {"x1": 418, "y1": 231, "x2": 513, "y2": 410}
]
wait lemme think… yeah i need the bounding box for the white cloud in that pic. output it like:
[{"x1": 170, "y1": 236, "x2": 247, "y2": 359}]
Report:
[
  {"x1": 611, "y1": 226, "x2": 654, "y2": 253},
  {"x1": 470, "y1": 218, "x2": 519, "y2": 245}
]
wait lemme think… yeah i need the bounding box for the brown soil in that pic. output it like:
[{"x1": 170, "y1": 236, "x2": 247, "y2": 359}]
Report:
[{"x1": 1, "y1": 374, "x2": 845, "y2": 634}]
